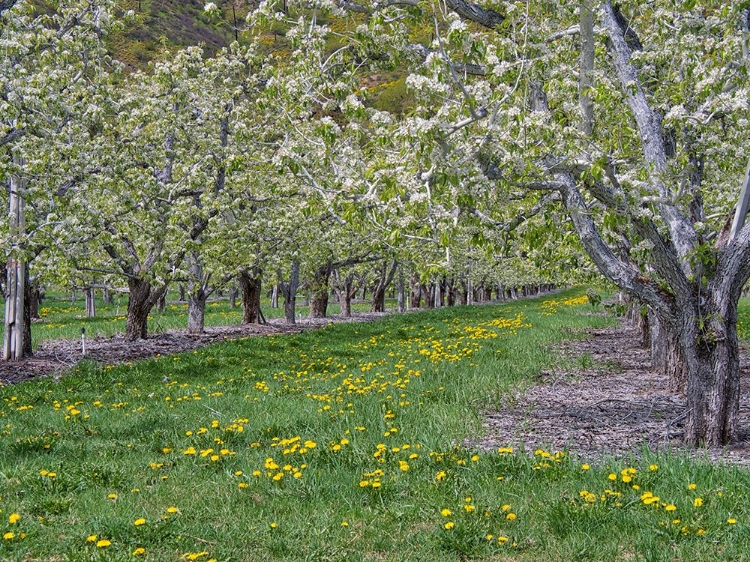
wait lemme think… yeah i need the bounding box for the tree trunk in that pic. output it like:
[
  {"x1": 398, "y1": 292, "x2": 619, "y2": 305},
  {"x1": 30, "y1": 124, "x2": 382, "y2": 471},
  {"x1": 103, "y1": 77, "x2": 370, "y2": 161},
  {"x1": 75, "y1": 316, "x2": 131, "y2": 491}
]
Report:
[
  {"x1": 409, "y1": 274, "x2": 421, "y2": 309},
  {"x1": 22, "y1": 266, "x2": 32, "y2": 357},
  {"x1": 125, "y1": 277, "x2": 167, "y2": 341},
  {"x1": 397, "y1": 268, "x2": 405, "y2": 313},
  {"x1": 650, "y1": 313, "x2": 686, "y2": 392},
  {"x1": 458, "y1": 279, "x2": 468, "y2": 305},
  {"x1": 229, "y1": 286, "x2": 238, "y2": 308},
  {"x1": 371, "y1": 259, "x2": 397, "y2": 313},
  {"x1": 271, "y1": 284, "x2": 279, "y2": 308},
  {"x1": 103, "y1": 287, "x2": 113, "y2": 304},
  {"x1": 4, "y1": 158, "x2": 27, "y2": 361},
  {"x1": 187, "y1": 291, "x2": 207, "y2": 334},
  {"x1": 422, "y1": 283, "x2": 434, "y2": 308},
  {"x1": 680, "y1": 296, "x2": 741, "y2": 447},
  {"x1": 29, "y1": 279, "x2": 41, "y2": 319},
  {"x1": 187, "y1": 251, "x2": 212, "y2": 334},
  {"x1": 309, "y1": 264, "x2": 331, "y2": 319},
  {"x1": 156, "y1": 292, "x2": 167, "y2": 313},
  {"x1": 333, "y1": 270, "x2": 358, "y2": 318},
  {"x1": 85, "y1": 287, "x2": 96, "y2": 318},
  {"x1": 179, "y1": 284, "x2": 186, "y2": 302},
  {"x1": 278, "y1": 261, "x2": 300, "y2": 324},
  {"x1": 483, "y1": 285, "x2": 492, "y2": 302},
  {"x1": 238, "y1": 271, "x2": 262, "y2": 324}
]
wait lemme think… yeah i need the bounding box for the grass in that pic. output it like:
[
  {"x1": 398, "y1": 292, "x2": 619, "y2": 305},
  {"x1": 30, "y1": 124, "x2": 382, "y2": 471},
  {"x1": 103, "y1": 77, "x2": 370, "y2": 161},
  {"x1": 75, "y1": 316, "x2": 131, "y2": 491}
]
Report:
[
  {"x1": 1, "y1": 290, "x2": 750, "y2": 561},
  {"x1": 32, "y1": 292, "x2": 377, "y2": 346}
]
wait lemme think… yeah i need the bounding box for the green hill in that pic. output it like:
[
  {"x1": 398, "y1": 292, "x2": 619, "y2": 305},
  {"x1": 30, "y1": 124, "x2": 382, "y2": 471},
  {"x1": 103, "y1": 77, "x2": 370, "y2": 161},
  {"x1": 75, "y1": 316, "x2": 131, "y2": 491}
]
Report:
[{"x1": 108, "y1": 0, "x2": 240, "y2": 69}]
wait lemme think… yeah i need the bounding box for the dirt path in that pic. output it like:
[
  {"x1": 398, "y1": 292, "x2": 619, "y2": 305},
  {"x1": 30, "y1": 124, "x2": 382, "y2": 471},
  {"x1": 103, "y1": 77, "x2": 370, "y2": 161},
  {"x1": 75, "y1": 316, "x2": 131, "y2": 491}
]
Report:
[{"x1": 472, "y1": 323, "x2": 750, "y2": 465}]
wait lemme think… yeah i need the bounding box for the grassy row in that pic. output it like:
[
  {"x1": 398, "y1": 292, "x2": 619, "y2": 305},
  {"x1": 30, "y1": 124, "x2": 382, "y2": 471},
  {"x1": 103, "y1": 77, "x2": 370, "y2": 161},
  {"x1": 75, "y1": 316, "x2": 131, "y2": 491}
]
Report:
[
  {"x1": 1, "y1": 290, "x2": 749, "y2": 560},
  {"x1": 33, "y1": 292, "x2": 378, "y2": 345}
]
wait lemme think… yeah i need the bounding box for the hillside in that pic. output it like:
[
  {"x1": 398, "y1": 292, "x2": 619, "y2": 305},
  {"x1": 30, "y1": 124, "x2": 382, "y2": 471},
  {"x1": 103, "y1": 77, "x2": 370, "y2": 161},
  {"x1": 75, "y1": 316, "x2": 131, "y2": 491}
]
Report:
[{"x1": 108, "y1": 0, "x2": 239, "y2": 69}]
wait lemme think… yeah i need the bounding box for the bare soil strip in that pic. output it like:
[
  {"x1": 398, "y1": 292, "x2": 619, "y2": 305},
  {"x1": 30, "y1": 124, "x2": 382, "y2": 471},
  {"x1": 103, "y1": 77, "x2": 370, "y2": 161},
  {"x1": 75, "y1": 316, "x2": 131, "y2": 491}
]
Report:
[{"x1": 473, "y1": 323, "x2": 750, "y2": 465}]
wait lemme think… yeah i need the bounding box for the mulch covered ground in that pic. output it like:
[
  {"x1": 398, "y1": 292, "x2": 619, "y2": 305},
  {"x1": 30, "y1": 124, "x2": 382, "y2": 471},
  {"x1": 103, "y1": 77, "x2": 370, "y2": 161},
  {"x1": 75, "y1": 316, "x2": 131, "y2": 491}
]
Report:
[{"x1": 472, "y1": 323, "x2": 750, "y2": 465}]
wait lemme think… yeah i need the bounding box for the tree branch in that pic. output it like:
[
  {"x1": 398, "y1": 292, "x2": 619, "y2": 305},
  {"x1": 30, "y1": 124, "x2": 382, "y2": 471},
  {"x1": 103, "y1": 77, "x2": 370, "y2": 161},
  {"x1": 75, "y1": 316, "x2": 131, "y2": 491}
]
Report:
[
  {"x1": 0, "y1": 0, "x2": 18, "y2": 17},
  {"x1": 602, "y1": 0, "x2": 698, "y2": 267},
  {"x1": 0, "y1": 128, "x2": 26, "y2": 148}
]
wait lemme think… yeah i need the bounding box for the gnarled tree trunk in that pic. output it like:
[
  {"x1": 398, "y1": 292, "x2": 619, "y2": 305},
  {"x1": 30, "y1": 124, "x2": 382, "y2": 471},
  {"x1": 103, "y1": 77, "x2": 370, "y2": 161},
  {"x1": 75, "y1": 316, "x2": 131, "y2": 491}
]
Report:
[
  {"x1": 238, "y1": 270, "x2": 262, "y2": 324},
  {"x1": 371, "y1": 259, "x2": 397, "y2": 313},
  {"x1": 125, "y1": 277, "x2": 167, "y2": 341},
  {"x1": 409, "y1": 274, "x2": 422, "y2": 309},
  {"x1": 309, "y1": 264, "x2": 332, "y2": 319},
  {"x1": 278, "y1": 261, "x2": 300, "y2": 324}
]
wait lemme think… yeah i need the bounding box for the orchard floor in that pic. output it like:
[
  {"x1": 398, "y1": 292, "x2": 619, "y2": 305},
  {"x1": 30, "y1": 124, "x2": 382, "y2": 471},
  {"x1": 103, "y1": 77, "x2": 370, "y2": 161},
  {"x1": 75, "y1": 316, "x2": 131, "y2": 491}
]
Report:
[
  {"x1": 2, "y1": 309, "x2": 750, "y2": 465},
  {"x1": 0, "y1": 313, "x2": 387, "y2": 386},
  {"x1": 474, "y1": 322, "x2": 750, "y2": 466}
]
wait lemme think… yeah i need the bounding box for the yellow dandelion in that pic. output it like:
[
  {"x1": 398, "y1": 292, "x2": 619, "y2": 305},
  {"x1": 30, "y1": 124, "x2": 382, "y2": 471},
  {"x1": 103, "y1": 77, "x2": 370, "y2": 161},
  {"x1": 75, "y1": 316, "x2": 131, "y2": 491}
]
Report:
[
  {"x1": 694, "y1": 498, "x2": 703, "y2": 507},
  {"x1": 96, "y1": 539, "x2": 111, "y2": 548},
  {"x1": 444, "y1": 521, "x2": 455, "y2": 530},
  {"x1": 134, "y1": 518, "x2": 146, "y2": 526},
  {"x1": 133, "y1": 547, "x2": 146, "y2": 556},
  {"x1": 3, "y1": 532, "x2": 14, "y2": 540},
  {"x1": 86, "y1": 535, "x2": 98, "y2": 543},
  {"x1": 728, "y1": 518, "x2": 737, "y2": 525},
  {"x1": 440, "y1": 508, "x2": 452, "y2": 517},
  {"x1": 8, "y1": 513, "x2": 20, "y2": 524},
  {"x1": 506, "y1": 513, "x2": 517, "y2": 521}
]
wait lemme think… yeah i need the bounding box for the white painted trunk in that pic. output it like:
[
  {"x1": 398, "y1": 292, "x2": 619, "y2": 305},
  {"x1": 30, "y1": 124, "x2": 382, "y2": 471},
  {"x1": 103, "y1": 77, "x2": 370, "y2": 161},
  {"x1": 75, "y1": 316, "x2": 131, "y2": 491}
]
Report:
[{"x1": 3, "y1": 156, "x2": 26, "y2": 361}]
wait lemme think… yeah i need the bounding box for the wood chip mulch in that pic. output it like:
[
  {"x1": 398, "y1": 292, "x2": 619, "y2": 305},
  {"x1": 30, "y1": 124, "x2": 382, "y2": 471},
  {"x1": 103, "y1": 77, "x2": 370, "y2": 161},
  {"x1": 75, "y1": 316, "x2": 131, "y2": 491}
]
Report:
[{"x1": 471, "y1": 322, "x2": 750, "y2": 466}]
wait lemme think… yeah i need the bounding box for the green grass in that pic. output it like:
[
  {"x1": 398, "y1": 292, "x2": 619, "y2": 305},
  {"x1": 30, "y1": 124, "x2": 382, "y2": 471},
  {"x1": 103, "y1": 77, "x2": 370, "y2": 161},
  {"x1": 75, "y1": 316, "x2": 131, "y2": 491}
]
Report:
[
  {"x1": 1, "y1": 290, "x2": 750, "y2": 561},
  {"x1": 32, "y1": 292, "x2": 377, "y2": 346}
]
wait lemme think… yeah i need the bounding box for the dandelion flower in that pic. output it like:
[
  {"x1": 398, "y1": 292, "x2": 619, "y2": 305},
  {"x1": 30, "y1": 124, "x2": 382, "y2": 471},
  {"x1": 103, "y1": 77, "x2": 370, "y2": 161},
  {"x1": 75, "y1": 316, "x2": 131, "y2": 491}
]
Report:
[
  {"x1": 86, "y1": 535, "x2": 98, "y2": 543},
  {"x1": 665, "y1": 504, "x2": 676, "y2": 512},
  {"x1": 440, "y1": 508, "x2": 452, "y2": 517},
  {"x1": 694, "y1": 498, "x2": 703, "y2": 507},
  {"x1": 581, "y1": 464, "x2": 590, "y2": 471},
  {"x1": 8, "y1": 513, "x2": 20, "y2": 524},
  {"x1": 96, "y1": 539, "x2": 111, "y2": 548},
  {"x1": 444, "y1": 521, "x2": 454, "y2": 530},
  {"x1": 167, "y1": 507, "x2": 179, "y2": 514},
  {"x1": 134, "y1": 518, "x2": 146, "y2": 526},
  {"x1": 728, "y1": 518, "x2": 737, "y2": 525},
  {"x1": 506, "y1": 513, "x2": 517, "y2": 521},
  {"x1": 133, "y1": 547, "x2": 146, "y2": 556},
  {"x1": 3, "y1": 532, "x2": 14, "y2": 540}
]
